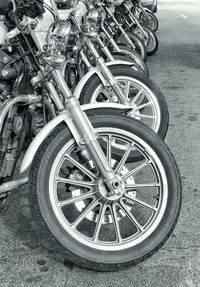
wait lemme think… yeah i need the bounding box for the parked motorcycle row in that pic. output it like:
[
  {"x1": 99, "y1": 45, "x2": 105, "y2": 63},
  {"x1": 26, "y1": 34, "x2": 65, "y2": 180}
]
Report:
[{"x1": 0, "y1": 0, "x2": 181, "y2": 271}]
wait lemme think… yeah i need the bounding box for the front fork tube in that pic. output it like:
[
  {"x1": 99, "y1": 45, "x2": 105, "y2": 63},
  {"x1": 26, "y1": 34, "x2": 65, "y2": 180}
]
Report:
[
  {"x1": 96, "y1": 36, "x2": 115, "y2": 62},
  {"x1": 138, "y1": 3, "x2": 148, "y2": 18},
  {"x1": 51, "y1": 69, "x2": 122, "y2": 195},
  {"x1": 124, "y1": 5, "x2": 148, "y2": 39},
  {"x1": 101, "y1": 25, "x2": 121, "y2": 52},
  {"x1": 85, "y1": 39, "x2": 129, "y2": 105},
  {"x1": 105, "y1": 8, "x2": 136, "y2": 50},
  {"x1": 79, "y1": 50, "x2": 93, "y2": 71}
]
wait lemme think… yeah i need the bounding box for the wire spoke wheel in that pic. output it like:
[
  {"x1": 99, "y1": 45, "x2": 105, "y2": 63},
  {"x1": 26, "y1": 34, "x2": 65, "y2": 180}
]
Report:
[
  {"x1": 29, "y1": 116, "x2": 181, "y2": 271},
  {"x1": 115, "y1": 32, "x2": 147, "y2": 61},
  {"x1": 79, "y1": 67, "x2": 169, "y2": 143},
  {"x1": 132, "y1": 27, "x2": 159, "y2": 55},
  {"x1": 50, "y1": 129, "x2": 167, "y2": 250},
  {"x1": 90, "y1": 76, "x2": 161, "y2": 134},
  {"x1": 139, "y1": 11, "x2": 159, "y2": 32}
]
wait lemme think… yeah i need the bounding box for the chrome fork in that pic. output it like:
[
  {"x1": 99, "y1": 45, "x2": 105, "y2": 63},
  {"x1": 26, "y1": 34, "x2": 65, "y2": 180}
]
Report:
[
  {"x1": 84, "y1": 38, "x2": 130, "y2": 105},
  {"x1": 101, "y1": 25, "x2": 121, "y2": 53},
  {"x1": 96, "y1": 36, "x2": 115, "y2": 62},
  {"x1": 105, "y1": 6, "x2": 137, "y2": 51},
  {"x1": 123, "y1": 3, "x2": 148, "y2": 39},
  {"x1": 51, "y1": 69, "x2": 124, "y2": 196}
]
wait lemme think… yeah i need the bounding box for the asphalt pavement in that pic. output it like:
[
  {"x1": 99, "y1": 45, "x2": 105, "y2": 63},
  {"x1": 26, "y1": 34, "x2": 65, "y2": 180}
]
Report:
[{"x1": 1, "y1": 1, "x2": 200, "y2": 286}]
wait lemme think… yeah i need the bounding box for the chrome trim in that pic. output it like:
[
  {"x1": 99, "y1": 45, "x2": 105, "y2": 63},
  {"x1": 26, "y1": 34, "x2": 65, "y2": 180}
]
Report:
[
  {"x1": 20, "y1": 103, "x2": 130, "y2": 174},
  {"x1": 0, "y1": 94, "x2": 42, "y2": 134},
  {"x1": 20, "y1": 111, "x2": 71, "y2": 174},
  {"x1": 73, "y1": 61, "x2": 134, "y2": 99}
]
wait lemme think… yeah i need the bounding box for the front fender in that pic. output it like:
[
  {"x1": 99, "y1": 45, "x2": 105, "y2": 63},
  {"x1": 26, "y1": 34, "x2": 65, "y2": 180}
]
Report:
[
  {"x1": 20, "y1": 103, "x2": 131, "y2": 175},
  {"x1": 73, "y1": 60, "x2": 134, "y2": 100}
]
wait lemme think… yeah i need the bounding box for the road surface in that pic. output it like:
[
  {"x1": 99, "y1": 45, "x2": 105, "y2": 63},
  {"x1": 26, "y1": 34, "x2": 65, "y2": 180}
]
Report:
[{"x1": 1, "y1": 1, "x2": 200, "y2": 286}]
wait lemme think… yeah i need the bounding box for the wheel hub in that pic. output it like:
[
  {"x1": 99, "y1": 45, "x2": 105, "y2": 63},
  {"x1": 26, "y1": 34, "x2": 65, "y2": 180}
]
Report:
[
  {"x1": 98, "y1": 176, "x2": 125, "y2": 201},
  {"x1": 71, "y1": 161, "x2": 135, "y2": 224}
]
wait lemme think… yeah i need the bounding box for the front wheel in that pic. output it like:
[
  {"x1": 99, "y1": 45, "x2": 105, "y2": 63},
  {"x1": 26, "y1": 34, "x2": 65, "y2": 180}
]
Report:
[
  {"x1": 115, "y1": 32, "x2": 147, "y2": 62},
  {"x1": 79, "y1": 66, "x2": 169, "y2": 140},
  {"x1": 132, "y1": 27, "x2": 159, "y2": 55},
  {"x1": 29, "y1": 115, "x2": 181, "y2": 271},
  {"x1": 116, "y1": 44, "x2": 149, "y2": 76},
  {"x1": 139, "y1": 10, "x2": 159, "y2": 32}
]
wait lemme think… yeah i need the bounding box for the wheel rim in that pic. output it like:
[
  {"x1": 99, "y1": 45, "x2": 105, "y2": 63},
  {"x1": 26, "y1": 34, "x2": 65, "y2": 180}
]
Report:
[
  {"x1": 90, "y1": 76, "x2": 161, "y2": 134},
  {"x1": 134, "y1": 28, "x2": 156, "y2": 53},
  {"x1": 117, "y1": 34, "x2": 145, "y2": 60},
  {"x1": 140, "y1": 13, "x2": 157, "y2": 31},
  {"x1": 49, "y1": 127, "x2": 168, "y2": 251},
  {"x1": 144, "y1": 29, "x2": 157, "y2": 53}
]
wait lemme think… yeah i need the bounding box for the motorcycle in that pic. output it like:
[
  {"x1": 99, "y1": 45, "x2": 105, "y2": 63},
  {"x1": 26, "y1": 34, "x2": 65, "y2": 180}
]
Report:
[
  {"x1": 114, "y1": 0, "x2": 159, "y2": 55},
  {"x1": 103, "y1": 0, "x2": 148, "y2": 61},
  {"x1": 60, "y1": 0, "x2": 169, "y2": 139},
  {"x1": 0, "y1": 0, "x2": 181, "y2": 271},
  {"x1": 99, "y1": 22, "x2": 149, "y2": 76},
  {"x1": 131, "y1": 0, "x2": 159, "y2": 32}
]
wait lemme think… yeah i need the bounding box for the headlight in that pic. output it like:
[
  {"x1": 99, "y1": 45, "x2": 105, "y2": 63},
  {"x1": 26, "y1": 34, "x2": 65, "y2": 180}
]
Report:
[
  {"x1": 47, "y1": 21, "x2": 78, "y2": 49},
  {"x1": 86, "y1": 8, "x2": 106, "y2": 35}
]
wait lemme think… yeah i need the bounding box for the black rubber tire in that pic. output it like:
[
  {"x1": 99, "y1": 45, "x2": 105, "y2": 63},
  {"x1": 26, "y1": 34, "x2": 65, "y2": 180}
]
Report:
[
  {"x1": 79, "y1": 65, "x2": 169, "y2": 140},
  {"x1": 116, "y1": 44, "x2": 149, "y2": 76},
  {"x1": 28, "y1": 115, "x2": 182, "y2": 271},
  {"x1": 143, "y1": 28, "x2": 159, "y2": 56},
  {"x1": 115, "y1": 32, "x2": 147, "y2": 62},
  {"x1": 139, "y1": 10, "x2": 159, "y2": 32},
  {"x1": 132, "y1": 27, "x2": 159, "y2": 56},
  {"x1": 111, "y1": 52, "x2": 146, "y2": 75}
]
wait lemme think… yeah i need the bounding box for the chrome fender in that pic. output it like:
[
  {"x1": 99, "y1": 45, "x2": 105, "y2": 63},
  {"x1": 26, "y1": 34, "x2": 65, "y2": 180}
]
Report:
[
  {"x1": 143, "y1": 7, "x2": 154, "y2": 13},
  {"x1": 73, "y1": 60, "x2": 135, "y2": 100},
  {"x1": 20, "y1": 102, "x2": 131, "y2": 175}
]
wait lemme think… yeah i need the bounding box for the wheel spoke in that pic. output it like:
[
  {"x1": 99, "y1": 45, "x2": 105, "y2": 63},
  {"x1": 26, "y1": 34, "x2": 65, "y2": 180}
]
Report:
[
  {"x1": 119, "y1": 200, "x2": 144, "y2": 232},
  {"x1": 57, "y1": 191, "x2": 98, "y2": 208},
  {"x1": 134, "y1": 101, "x2": 153, "y2": 112},
  {"x1": 125, "y1": 81, "x2": 131, "y2": 99},
  {"x1": 93, "y1": 203, "x2": 108, "y2": 242},
  {"x1": 106, "y1": 135, "x2": 112, "y2": 165},
  {"x1": 65, "y1": 155, "x2": 97, "y2": 179},
  {"x1": 71, "y1": 199, "x2": 100, "y2": 228},
  {"x1": 138, "y1": 114, "x2": 156, "y2": 119},
  {"x1": 125, "y1": 183, "x2": 160, "y2": 189},
  {"x1": 111, "y1": 204, "x2": 122, "y2": 243},
  {"x1": 130, "y1": 89, "x2": 144, "y2": 105},
  {"x1": 122, "y1": 160, "x2": 150, "y2": 180},
  {"x1": 115, "y1": 143, "x2": 134, "y2": 174},
  {"x1": 123, "y1": 193, "x2": 158, "y2": 212},
  {"x1": 99, "y1": 89, "x2": 115, "y2": 102},
  {"x1": 56, "y1": 177, "x2": 97, "y2": 188}
]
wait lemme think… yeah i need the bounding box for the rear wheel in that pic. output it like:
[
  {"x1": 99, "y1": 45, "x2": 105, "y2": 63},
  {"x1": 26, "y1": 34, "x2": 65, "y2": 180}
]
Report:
[{"x1": 29, "y1": 115, "x2": 181, "y2": 271}]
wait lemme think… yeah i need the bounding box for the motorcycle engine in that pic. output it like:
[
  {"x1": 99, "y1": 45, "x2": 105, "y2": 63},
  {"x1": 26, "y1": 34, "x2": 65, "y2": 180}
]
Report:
[
  {"x1": 0, "y1": 48, "x2": 19, "y2": 94},
  {"x1": 0, "y1": 45, "x2": 23, "y2": 95}
]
